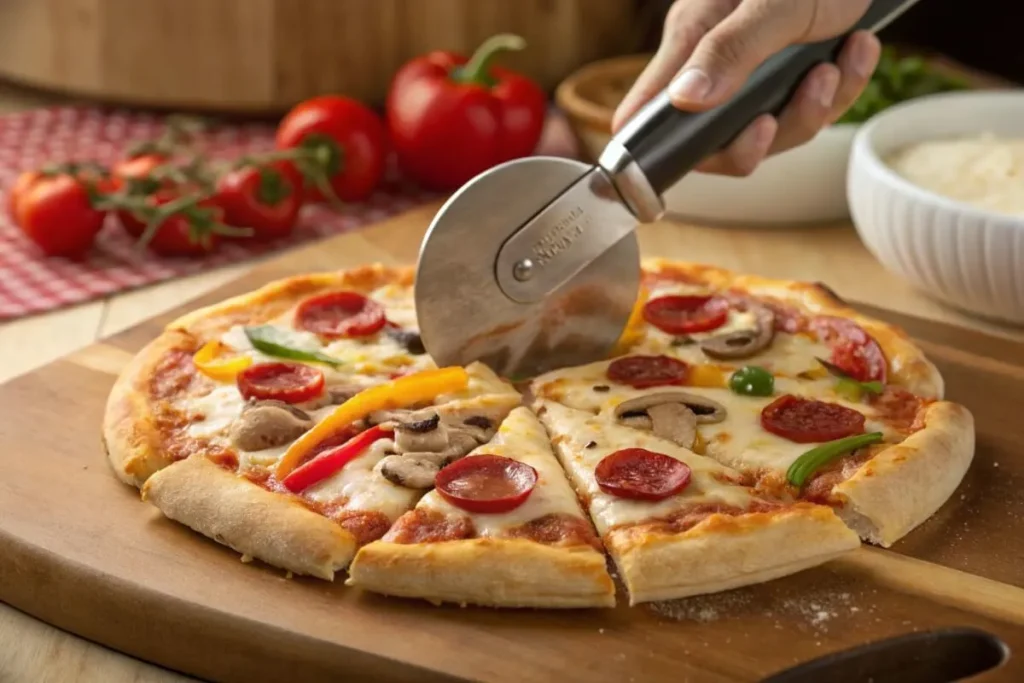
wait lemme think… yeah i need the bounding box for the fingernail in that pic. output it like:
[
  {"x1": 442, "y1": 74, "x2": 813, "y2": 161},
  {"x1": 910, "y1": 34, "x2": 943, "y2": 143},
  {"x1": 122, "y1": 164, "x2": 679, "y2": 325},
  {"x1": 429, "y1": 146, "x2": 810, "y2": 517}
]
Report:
[
  {"x1": 850, "y1": 36, "x2": 879, "y2": 78},
  {"x1": 668, "y1": 68, "x2": 712, "y2": 104},
  {"x1": 811, "y1": 70, "x2": 840, "y2": 108}
]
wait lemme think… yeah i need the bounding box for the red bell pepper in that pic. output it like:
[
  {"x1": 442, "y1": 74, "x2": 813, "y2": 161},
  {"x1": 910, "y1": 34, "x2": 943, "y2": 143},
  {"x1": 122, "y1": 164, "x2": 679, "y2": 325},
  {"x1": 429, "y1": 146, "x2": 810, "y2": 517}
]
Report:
[
  {"x1": 385, "y1": 33, "x2": 547, "y2": 191},
  {"x1": 280, "y1": 425, "x2": 392, "y2": 493}
]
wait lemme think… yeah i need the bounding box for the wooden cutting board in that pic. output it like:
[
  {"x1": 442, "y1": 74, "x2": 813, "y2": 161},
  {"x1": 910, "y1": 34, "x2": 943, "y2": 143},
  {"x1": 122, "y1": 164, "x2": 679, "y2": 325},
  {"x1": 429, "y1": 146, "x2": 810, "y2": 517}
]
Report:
[{"x1": 1, "y1": 209, "x2": 1024, "y2": 683}]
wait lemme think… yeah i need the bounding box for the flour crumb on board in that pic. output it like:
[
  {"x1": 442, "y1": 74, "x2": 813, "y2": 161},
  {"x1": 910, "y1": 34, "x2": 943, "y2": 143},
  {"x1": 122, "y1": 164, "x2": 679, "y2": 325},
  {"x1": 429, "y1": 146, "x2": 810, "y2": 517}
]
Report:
[
  {"x1": 650, "y1": 588, "x2": 866, "y2": 634},
  {"x1": 649, "y1": 590, "x2": 753, "y2": 622}
]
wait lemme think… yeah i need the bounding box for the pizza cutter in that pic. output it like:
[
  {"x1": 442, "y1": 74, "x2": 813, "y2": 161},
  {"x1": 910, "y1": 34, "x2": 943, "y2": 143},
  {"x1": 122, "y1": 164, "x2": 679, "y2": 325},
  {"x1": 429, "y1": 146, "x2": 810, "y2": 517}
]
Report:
[{"x1": 415, "y1": 0, "x2": 920, "y2": 379}]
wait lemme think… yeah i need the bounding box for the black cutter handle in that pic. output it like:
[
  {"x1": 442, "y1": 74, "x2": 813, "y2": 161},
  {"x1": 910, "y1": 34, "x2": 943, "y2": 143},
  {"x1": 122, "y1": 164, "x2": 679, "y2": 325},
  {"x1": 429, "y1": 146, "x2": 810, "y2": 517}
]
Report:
[{"x1": 613, "y1": 0, "x2": 920, "y2": 195}]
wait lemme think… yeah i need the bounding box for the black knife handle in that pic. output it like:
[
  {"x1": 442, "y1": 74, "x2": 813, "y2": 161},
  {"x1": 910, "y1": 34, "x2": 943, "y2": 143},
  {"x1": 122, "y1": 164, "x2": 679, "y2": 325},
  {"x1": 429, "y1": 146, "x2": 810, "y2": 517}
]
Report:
[{"x1": 609, "y1": 0, "x2": 920, "y2": 197}]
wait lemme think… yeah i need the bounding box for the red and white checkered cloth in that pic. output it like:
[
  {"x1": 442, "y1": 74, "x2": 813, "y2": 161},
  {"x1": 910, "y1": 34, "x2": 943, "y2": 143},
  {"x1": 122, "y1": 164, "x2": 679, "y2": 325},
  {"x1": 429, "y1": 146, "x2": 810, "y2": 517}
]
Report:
[{"x1": 0, "y1": 106, "x2": 578, "y2": 321}]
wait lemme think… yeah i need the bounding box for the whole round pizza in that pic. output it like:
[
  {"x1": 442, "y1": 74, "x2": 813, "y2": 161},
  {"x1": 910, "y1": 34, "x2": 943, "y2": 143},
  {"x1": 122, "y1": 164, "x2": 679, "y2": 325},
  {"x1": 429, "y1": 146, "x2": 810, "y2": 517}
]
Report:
[{"x1": 103, "y1": 259, "x2": 975, "y2": 608}]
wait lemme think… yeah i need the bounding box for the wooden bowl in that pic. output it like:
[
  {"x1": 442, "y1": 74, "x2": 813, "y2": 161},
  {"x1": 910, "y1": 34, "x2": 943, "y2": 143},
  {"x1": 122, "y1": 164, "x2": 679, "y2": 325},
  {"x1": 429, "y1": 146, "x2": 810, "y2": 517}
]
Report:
[
  {"x1": 0, "y1": 0, "x2": 640, "y2": 115},
  {"x1": 556, "y1": 51, "x2": 1014, "y2": 226}
]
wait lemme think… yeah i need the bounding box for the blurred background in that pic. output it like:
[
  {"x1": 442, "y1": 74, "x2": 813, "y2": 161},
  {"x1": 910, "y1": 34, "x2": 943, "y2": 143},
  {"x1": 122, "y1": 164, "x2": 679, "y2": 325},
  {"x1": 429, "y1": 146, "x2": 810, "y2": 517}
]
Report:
[{"x1": 0, "y1": 0, "x2": 1016, "y2": 113}]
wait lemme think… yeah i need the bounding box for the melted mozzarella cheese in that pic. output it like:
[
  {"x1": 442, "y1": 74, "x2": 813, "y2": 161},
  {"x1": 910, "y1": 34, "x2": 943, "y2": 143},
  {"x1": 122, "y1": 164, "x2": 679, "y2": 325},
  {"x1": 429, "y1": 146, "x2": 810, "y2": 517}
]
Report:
[
  {"x1": 303, "y1": 437, "x2": 420, "y2": 520},
  {"x1": 630, "y1": 281, "x2": 831, "y2": 378},
  {"x1": 415, "y1": 407, "x2": 587, "y2": 536},
  {"x1": 532, "y1": 359, "x2": 892, "y2": 474},
  {"x1": 536, "y1": 401, "x2": 753, "y2": 532}
]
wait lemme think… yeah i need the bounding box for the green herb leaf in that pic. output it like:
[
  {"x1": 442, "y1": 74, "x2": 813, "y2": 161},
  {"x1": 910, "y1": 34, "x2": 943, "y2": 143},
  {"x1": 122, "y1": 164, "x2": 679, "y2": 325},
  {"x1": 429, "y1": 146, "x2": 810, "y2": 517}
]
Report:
[
  {"x1": 836, "y1": 47, "x2": 969, "y2": 125},
  {"x1": 816, "y1": 358, "x2": 885, "y2": 401},
  {"x1": 244, "y1": 326, "x2": 341, "y2": 368},
  {"x1": 787, "y1": 432, "x2": 885, "y2": 488}
]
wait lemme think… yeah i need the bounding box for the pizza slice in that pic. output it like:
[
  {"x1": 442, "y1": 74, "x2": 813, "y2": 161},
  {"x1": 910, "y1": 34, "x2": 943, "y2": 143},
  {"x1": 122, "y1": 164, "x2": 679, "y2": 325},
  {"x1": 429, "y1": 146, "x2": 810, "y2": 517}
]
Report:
[
  {"x1": 347, "y1": 406, "x2": 616, "y2": 608},
  {"x1": 530, "y1": 351, "x2": 973, "y2": 548},
  {"x1": 142, "y1": 360, "x2": 522, "y2": 580},
  {"x1": 532, "y1": 400, "x2": 860, "y2": 604}
]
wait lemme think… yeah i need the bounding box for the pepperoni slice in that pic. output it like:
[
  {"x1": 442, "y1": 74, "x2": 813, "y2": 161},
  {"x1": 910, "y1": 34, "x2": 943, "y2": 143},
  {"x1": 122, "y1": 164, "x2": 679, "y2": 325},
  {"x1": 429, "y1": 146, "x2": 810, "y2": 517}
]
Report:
[
  {"x1": 643, "y1": 295, "x2": 729, "y2": 334},
  {"x1": 434, "y1": 455, "x2": 538, "y2": 514},
  {"x1": 607, "y1": 355, "x2": 689, "y2": 388},
  {"x1": 594, "y1": 448, "x2": 691, "y2": 501},
  {"x1": 236, "y1": 362, "x2": 325, "y2": 404},
  {"x1": 295, "y1": 291, "x2": 386, "y2": 338},
  {"x1": 760, "y1": 394, "x2": 866, "y2": 444},
  {"x1": 810, "y1": 316, "x2": 887, "y2": 383}
]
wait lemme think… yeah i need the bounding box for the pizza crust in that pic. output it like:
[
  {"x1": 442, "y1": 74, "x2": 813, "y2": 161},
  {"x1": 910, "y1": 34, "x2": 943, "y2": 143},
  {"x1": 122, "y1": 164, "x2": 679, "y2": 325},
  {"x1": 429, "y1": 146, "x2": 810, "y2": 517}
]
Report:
[
  {"x1": 347, "y1": 538, "x2": 616, "y2": 608},
  {"x1": 643, "y1": 258, "x2": 945, "y2": 399},
  {"x1": 142, "y1": 455, "x2": 357, "y2": 580},
  {"x1": 608, "y1": 503, "x2": 860, "y2": 605},
  {"x1": 169, "y1": 265, "x2": 414, "y2": 339},
  {"x1": 103, "y1": 329, "x2": 197, "y2": 487},
  {"x1": 832, "y1": 401, "x2": 975, "y2": 547}
]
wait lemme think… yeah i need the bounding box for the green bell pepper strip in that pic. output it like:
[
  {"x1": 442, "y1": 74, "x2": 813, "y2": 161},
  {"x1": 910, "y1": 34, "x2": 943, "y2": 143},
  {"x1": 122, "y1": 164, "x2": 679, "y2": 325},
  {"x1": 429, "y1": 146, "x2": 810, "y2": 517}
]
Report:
[
  {"x1": 787, "y1": 432, "x2": 885, "y2": 488},
  {"x1": 244, "y1": 326, "x2": 341, "y2": 368}
]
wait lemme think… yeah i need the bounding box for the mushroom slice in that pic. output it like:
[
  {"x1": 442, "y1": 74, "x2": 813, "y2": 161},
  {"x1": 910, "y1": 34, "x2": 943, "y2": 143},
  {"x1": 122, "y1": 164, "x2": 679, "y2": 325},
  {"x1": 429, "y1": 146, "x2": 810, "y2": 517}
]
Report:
[
  {"x1": 699, "y1": 304, "x2": 776, "y2": 360},
  {"x1": 647, "y1": 402, "x2": 698, "y2": 449},
  {"x1": 376, "y1": 453, "x2": 446, "y2": 489},
  {"x1": 229, "y1": 400, "x2": 314, "y2": 452},
  {"x1": 613, "y1": 391, "x2": 727, "y2": 425}
]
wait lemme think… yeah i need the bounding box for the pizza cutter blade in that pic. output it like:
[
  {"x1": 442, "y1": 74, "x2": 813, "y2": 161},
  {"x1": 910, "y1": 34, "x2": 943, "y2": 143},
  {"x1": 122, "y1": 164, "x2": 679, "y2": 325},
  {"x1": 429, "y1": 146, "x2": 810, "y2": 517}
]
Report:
[{"x1": 415, "y1": 0, "x2": 919, "y2": 379}]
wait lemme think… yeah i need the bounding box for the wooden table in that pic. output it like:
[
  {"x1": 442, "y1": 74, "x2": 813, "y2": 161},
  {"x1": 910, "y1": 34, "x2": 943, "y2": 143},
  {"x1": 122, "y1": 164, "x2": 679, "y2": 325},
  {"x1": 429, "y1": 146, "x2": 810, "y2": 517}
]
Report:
[{"x1": 2, "y1": 79, "x2": 1023, "y2": 681}]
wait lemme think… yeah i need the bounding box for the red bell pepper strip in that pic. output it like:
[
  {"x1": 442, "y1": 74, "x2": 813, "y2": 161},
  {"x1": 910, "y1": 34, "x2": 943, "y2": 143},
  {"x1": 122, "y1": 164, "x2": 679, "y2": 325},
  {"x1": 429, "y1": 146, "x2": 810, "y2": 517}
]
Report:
[
  {"x1": 385, "y1": 33, "x2": 547, "y2": 191},
  {"x1": 280, "y1": 425, "x2": 392, "y2": 493}
]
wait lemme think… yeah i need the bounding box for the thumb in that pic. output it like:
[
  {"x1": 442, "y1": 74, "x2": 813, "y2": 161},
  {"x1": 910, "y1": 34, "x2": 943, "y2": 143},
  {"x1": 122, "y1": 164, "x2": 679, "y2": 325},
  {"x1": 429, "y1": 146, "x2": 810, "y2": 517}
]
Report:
[{"x1": 667, "y1": 0, "x2": 871, "y2": 110}]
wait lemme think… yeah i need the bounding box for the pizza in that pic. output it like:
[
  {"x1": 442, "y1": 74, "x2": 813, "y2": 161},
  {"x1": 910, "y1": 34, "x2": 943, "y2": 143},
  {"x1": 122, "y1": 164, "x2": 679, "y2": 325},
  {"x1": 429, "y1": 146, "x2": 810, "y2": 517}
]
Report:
[{"x1": 103, "y1": 260, "x2": 975, "y2": 608}]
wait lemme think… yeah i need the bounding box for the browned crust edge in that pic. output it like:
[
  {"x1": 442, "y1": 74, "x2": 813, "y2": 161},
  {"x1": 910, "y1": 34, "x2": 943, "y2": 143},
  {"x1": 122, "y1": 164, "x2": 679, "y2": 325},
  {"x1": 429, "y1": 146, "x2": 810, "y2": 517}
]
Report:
[
  {"x1": 833, "y1": 401, "x2": 975, "y2": 547},
  {"x1": 142, "y1": 456, "x2": 357, "y2": 579},
  {"x1": 347, "y1": 537, "x2": 616, "y2": 608}
]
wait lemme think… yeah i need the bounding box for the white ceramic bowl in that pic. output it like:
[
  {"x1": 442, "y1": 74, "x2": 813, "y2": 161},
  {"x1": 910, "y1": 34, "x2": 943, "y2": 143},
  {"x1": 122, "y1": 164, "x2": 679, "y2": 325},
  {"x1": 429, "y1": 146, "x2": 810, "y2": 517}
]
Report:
[{"x1": 848, "y1": 91, "x2": 1024, "y2": 325}]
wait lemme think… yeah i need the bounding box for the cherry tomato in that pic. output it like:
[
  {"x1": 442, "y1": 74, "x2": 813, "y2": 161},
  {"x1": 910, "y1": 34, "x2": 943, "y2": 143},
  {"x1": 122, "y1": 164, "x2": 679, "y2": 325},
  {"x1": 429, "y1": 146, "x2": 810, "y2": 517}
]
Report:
[
  {"x1": 7, "y1": 171, "x2": 42, "y2": 225},
  {"x1": 236, "y1": 362, "x2": 325, "y2": 404},
  {"x1": 275, "y1": 96, "x2": 388, "y2": 203},
  {"x1": 434, "y1": 454, "x2": 538, "y2": 513},
  {"x1": 216, "y1": 161, "x2": 302, "y2": 241},
  {"x1": 140, "y1": 190, "x2": 225, "y2": 257},
  {"x1": 111, "y1": 154, "x2": 172, "y2": 237},
  {"x1": 810, "y1": 316, "x2": 887, "y2": 383},
  {"x1": 112, "y1": 154, "x2": 168, "y2": 185},
  {"x1": 643, "y1": 295, "x2": 730, "y2": 334},
  {"x1": 295, "y1": 291, "x2": 386, "y2": 338},
  {"x1": 16, "y1": 175, "x2": 105, "y2": 257}
]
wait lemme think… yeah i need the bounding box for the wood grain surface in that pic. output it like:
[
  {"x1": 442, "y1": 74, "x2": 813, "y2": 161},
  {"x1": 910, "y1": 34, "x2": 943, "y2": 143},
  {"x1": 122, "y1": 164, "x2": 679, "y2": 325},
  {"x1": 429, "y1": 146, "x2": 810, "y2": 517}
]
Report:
[
  {"x1": 0, "y1": 0, "x2": 640, "y2": 113},
  {"x1": 1, "y1": 205, "x2": 1023, "y2": 682}
]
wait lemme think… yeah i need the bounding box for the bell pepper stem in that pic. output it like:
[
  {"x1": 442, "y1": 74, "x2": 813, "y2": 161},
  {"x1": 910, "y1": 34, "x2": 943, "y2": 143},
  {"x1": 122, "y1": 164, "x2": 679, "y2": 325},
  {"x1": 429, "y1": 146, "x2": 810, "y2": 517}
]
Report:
[{"x1": 453, "y1": 33, "x2": 527, "y2": 86}]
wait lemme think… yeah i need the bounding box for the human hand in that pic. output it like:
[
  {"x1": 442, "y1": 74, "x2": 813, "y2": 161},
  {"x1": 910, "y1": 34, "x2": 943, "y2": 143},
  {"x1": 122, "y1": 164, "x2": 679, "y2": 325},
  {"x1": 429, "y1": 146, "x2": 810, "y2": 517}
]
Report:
[{"x1": 613, "y1": 0, "x2": 882, "y2": 176}]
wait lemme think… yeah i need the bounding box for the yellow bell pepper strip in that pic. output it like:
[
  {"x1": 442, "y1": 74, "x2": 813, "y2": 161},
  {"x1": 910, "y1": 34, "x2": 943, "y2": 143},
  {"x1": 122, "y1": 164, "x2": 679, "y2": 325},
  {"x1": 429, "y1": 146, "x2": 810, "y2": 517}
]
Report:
[
  {"x1": 281, "y1": 425, "x2": 392, "y2": 493},
  {"x1": 611, "y1": 285, "x2": 649, "y2": 356},
  {"x1": 274, "y1": 366, "x2": 469, "y2": 479},
  {"x1": 786, "y1": 432, "x2": 884, "y2": 488},
  {"x1": 193, "y1": 340, "x2": 253, "y2": 381},
  {"x1": 687, "y1": 364, "x2": 727, "y2": 389}
]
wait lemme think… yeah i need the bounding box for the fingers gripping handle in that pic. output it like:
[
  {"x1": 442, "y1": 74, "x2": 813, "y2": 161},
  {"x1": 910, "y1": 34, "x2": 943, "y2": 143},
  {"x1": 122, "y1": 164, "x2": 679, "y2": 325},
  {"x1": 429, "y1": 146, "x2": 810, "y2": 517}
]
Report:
[{"x1": 600, "y1": 0, "x2": 921, "y2": 220}]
